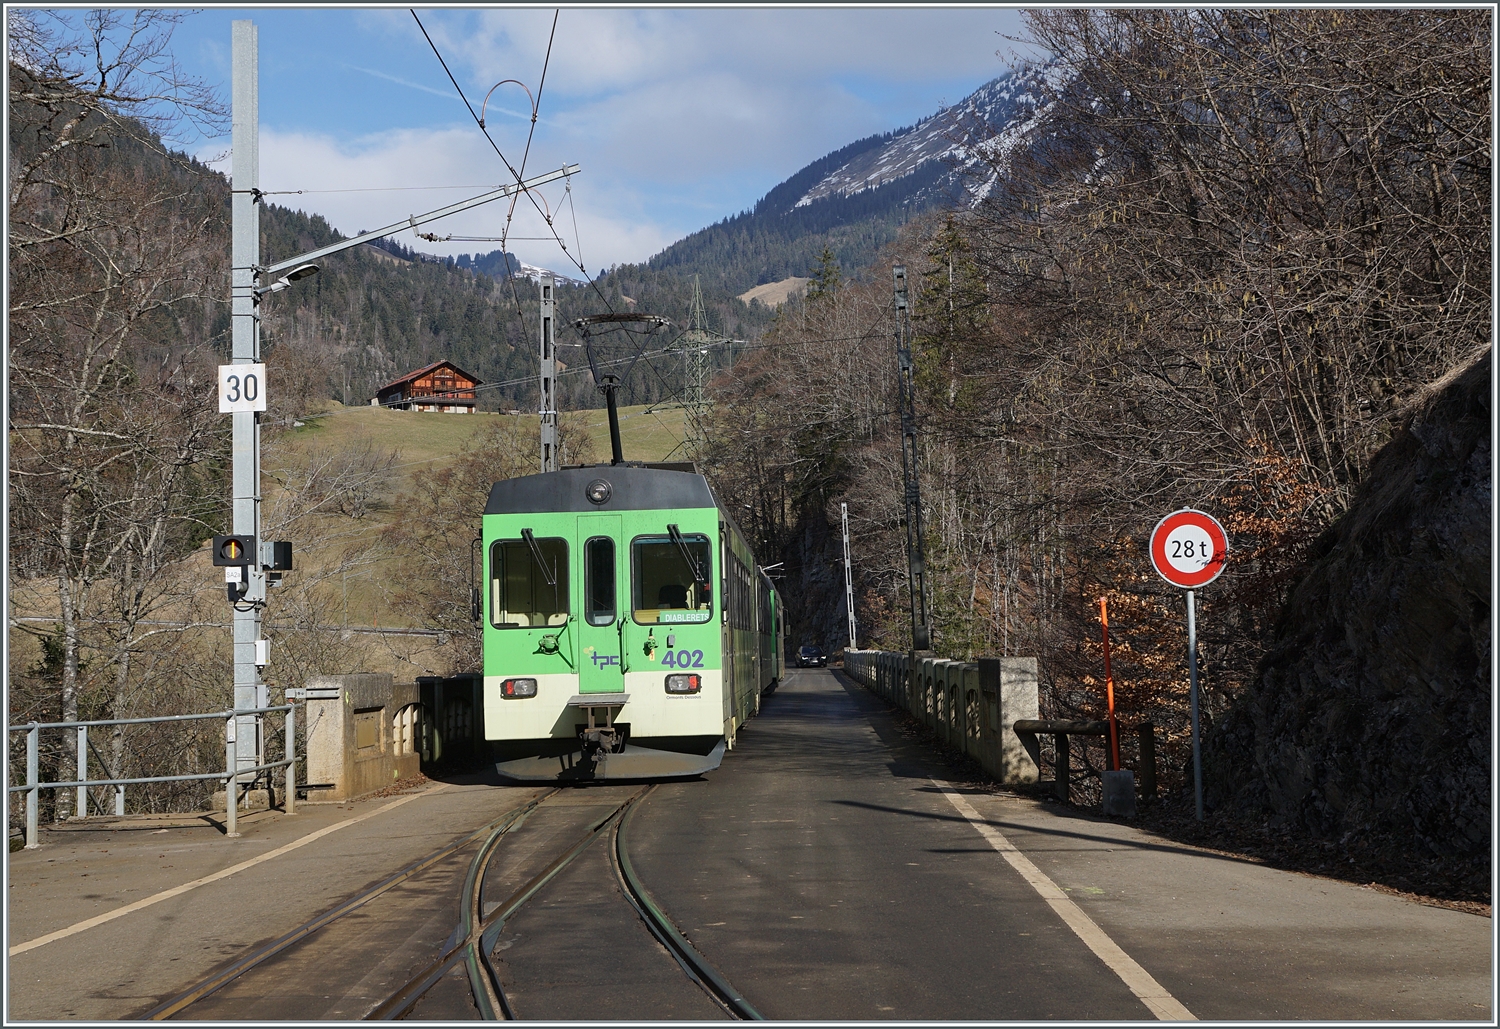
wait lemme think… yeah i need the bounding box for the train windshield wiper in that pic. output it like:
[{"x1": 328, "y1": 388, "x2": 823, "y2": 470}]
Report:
[
  {"x1": 521, "y1": 527, "x2": 557, "y2": 587},
  {"x1": 666, "y1": 523, "x2": 705, "y2": 585}
]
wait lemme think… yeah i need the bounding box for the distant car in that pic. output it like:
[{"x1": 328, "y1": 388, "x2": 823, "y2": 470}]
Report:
[{"x1": 797, "y1": 645, "x2": 827, "y2": 667}]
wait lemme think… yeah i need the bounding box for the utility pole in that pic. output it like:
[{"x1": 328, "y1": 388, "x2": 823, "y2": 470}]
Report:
[
  {"x1": 230, "y1": 21, "x2": 265, "y2": 793},
  {"x1": 841, "y1": 502, "x2": 856, "y2": 651},
  {"x1": 893, "y1": 265, "x2": 931, "y2": 651},
  {"x1": 539, "y1": 274, "x2": 558, "y2": 472},
  {"x1": 225, "y1": 20, "x2": 580, "y2": 811}
]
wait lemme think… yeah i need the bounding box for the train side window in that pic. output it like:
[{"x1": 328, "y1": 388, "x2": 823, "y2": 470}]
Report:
[
  {"x1": 490, "y1": 538, "x2": 569, "y2": 628},
  {"x1": 631, "y1": 535, "x2": 712, "y2": 624},
  {"x1": 585, "y1": 537, "x2": 616, "y2": 626}
]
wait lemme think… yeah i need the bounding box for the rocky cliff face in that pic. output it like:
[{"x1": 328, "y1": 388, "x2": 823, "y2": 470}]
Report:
[{"x1": 1206, "y1": 349, "x2": 1491, "y2": 857}]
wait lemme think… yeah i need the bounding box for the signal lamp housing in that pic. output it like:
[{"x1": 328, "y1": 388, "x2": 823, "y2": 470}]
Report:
[
  {"x1": 262, "y1": 540, "x2": 293, "y2": 571},
  {"x1": 213, "y1": 534, "x2": 256, "y2": 566}
]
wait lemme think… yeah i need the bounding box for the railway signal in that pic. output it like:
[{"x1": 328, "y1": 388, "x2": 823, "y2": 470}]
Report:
[
  {"x1": 212, "y1": 534, "x2": 255, "y2": 566},
  {"x1": 1149, "y1": 508, "x2": 1229, "y2": 821}
]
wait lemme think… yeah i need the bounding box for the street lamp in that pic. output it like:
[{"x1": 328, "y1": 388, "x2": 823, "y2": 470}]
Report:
[{"x1": 253, "y1": 262, "x2": 319, "y2": 299}]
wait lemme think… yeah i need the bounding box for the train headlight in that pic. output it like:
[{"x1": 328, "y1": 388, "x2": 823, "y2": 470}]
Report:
[
  {"x1": 501, "y1": 678, "x2": 538, "y2": 699},
  {"x1": 664, "y1": 673, "x2": 701, "y2": 695},
  {"x1": 585, "y1": 478, "x2": 612, "y2": 505}
]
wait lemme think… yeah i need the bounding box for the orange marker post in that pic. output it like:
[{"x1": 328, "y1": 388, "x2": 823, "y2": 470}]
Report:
[{"x1": 1101, "y1": 597, "x2": 1121, "y2": 772}]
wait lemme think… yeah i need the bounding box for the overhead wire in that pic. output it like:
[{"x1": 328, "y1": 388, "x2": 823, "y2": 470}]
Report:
[
  {"x1": 485, "y1": 8, "x2": 556, "y2": 311},
  {"x1": 408, "y1": 8, "x2": 553, "y2": 359},
  {"x1": 410, "y1": 8, "x2": 673, "y2": 447},
  {"x1": 396, "y1": 15, "x2": 895, "y2": 459},
  {"x1": 300, "y1": 316, "x2": 891, "y2": 418},
  {"x1": 409, "y1": 9, "x2": 612, "y2": 314},
  {"x1": 251, "y1": 184, "x2": 514, "y2": 196},
  {"x1": 408, "y1": 9, "x2": 800, "y2": 451}
]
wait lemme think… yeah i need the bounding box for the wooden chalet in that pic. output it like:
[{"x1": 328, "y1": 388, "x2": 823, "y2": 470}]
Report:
[{"x1": 372, "y1": 360, "x2": 481, "y2": 413}]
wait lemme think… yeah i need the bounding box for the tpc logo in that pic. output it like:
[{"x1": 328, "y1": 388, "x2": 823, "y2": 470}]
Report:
[{"x1": 590, "y1": 653, "x2": 620, "y2": 668}]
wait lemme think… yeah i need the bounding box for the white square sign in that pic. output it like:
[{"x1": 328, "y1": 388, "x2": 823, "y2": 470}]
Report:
[{"x1": 219, "y1": 363, "x2": 268, "y2": 413}]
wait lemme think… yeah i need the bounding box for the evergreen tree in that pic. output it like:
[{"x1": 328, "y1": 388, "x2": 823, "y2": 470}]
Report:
[{"x1": 806, "y1": 246, "x2": 842, "y2": 302}]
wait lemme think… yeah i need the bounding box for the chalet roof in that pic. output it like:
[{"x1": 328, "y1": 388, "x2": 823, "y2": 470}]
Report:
[{"x1": 375, "y1": 360, "x2": 482, "y2": 393}]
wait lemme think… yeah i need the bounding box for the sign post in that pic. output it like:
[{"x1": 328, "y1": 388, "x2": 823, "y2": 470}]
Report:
[
  {"x1": 1149, "y1": 508, "x2": 1228, "y2": 821},
  {"x1": 1100, "y1": 597, "x2": 1120, "y2": 771}
]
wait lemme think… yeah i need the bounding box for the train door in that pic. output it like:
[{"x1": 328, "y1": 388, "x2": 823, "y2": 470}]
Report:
[
  {"x1": 719, "y1": 524, "x2": 734, "y2": 715},
  {"x1": 578, "y1": 516, "x2": 625, "y2": 694}
]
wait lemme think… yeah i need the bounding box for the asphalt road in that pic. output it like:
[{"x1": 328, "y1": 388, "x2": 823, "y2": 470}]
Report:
[{"x1": 628, "y1": 667, "x2": 1493, "y2": 1021}]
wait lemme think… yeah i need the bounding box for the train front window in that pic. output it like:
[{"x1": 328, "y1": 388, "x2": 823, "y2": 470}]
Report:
[
  {"x1": 632, "y1": 535, "x2": 712, "y2": 624},
  {"x1": 490, "y1": 537, "x2": 569, "y2": 628},
  {"x1": 585, "y1": 537, "x2": 616, "y2": 626}
]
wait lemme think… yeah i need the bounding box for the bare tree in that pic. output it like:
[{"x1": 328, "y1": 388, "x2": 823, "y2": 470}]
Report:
[
  {"x1": 699, "y1": 9, "x2": 1490, "y2": 796},
  {"x1": 8, "y1": 12, "x2": 228, "y2": 819}
]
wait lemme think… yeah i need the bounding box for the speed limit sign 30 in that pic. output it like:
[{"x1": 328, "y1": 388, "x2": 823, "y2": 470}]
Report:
[
  {"x1": 219, "y1": 363, "x2": 267, "y2": 414},
  {"x1": 1149, "y1": 509, "x2": 1228, "y2": 588}
]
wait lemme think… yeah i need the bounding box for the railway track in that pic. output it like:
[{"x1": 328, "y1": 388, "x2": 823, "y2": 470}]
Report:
[{"x1": 141, "y1": 785, "x2": 759, "y2": 1021}]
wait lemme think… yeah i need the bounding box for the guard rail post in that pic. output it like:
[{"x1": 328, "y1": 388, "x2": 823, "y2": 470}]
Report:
[
  {"x1": 225, "y1": 715, "x2": 238, "y2": 839},
  {"x1": 76, "y1": 725, "x2": 87, "y2": 820},
  {"x1": 1137, "y1": 721, "x2": 1156, "y2": 800},
  {"x1": 1054, "y1": 730, "x2": 1070, "y2": 802},
  {"x1": 285, "y1": 703, "x2": 296, "y2": 816},
  {"x1": 25, "y1": 723, "x2": 39, "y2": 849}
]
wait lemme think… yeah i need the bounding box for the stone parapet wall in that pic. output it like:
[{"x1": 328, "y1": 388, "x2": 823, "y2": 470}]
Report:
[
  {"x1": 304, "y1": 673, "x2": 422, "y2": 802},
  {"x1": 843, "y1": 650, "x2": 1040, "y2": 785}
]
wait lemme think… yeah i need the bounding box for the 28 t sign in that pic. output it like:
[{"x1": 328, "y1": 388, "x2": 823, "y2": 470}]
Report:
[
  {"x1": 219, "y1": 363, "x2": 267, "y2": 413},
  {"x1": 1149, "y1": 509, "x2": 1228, "y2": 589}
]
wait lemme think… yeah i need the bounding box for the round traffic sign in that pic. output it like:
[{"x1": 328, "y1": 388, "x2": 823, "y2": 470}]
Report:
[{"x1": 1149, "y1": 509, "x2": 1228, "y2": 588}]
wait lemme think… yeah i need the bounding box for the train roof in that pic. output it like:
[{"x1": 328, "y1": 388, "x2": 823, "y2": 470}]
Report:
[{"x1": 484, "y1": 464, "x2": 718, "y2": 515}]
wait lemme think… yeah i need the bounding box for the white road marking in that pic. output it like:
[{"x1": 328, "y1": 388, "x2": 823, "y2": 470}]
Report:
[
  {"x1": 933, "y1": 779, "x2": 1196, "y2": 1021},
  {"x1": 9, "y1": 785, "x2": 449, "y2": 957}
]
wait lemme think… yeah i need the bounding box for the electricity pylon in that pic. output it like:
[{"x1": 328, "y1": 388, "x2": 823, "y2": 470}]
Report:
[{"x1": 675, "y1": 276, "x2": 740, "y2": 457}]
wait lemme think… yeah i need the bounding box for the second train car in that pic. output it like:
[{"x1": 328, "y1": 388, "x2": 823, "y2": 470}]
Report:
[{"x1": 480, "y1": 463, "x2": 783, "y2": 780}]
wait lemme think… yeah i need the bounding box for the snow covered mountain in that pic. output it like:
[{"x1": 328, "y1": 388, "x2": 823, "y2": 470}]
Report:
[
  {"x1": 644, "y1": 63, "x2": 1060, "y2": 293},
  {"x1": 517, "y1": 261, "x2": 587, "y2": 288},
  {"x1": 791, "y1": 64, "x2": 1059, "y2": 212}
]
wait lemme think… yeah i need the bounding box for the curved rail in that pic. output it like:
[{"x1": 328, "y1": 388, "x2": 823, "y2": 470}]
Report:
[
  {"x1": 139, "y1": 790, "x2": 554, "y2": 1020},
  {"x1": 146, "y1": 783, "x2": 757, "y2": 1022},
  {"x1": 370, "y1": 786, "x2": 649, "y2": 1020},
  {"x1": 615, "y1": 792, "x2": 764, "y2": 1020}
]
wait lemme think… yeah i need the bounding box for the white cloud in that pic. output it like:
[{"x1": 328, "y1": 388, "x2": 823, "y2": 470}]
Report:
[
  {"x1": 198, "y1": 8, "x2": 1038, "y2": 268},
  {"x1": 447, "y1": 9, "x2": 1027, "y2": 97},
  {"x1": 202, "y1": 126, "x2": 677, "y2": 272}
]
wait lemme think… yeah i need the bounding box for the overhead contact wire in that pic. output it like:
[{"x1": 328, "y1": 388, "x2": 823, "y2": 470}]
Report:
[
  {"x1": 493, "y1": 9, "x2": 558, "y2": 318},
  {"x1": 410, "y1": 9, "x2": 613, "y2": 315}
]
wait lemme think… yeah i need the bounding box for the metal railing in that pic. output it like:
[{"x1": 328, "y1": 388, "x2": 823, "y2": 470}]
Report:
[{"x1": 7, "y1": 704, "x2": 296, "y2": 849}]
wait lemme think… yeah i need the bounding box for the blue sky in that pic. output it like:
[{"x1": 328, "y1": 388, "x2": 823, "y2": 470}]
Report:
[{"x1": 159, "y1": 7, "x2": 1037, "y2": 272}]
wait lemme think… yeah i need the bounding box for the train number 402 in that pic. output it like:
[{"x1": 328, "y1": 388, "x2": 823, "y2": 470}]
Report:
[{"x1": 662, "y1": 649, "x2": 705, "y2": 668}]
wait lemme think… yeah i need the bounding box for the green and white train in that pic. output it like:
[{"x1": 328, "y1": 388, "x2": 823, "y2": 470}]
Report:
[{"x1": 480, "y1": 463, "x2": 784, "y2": 780}]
